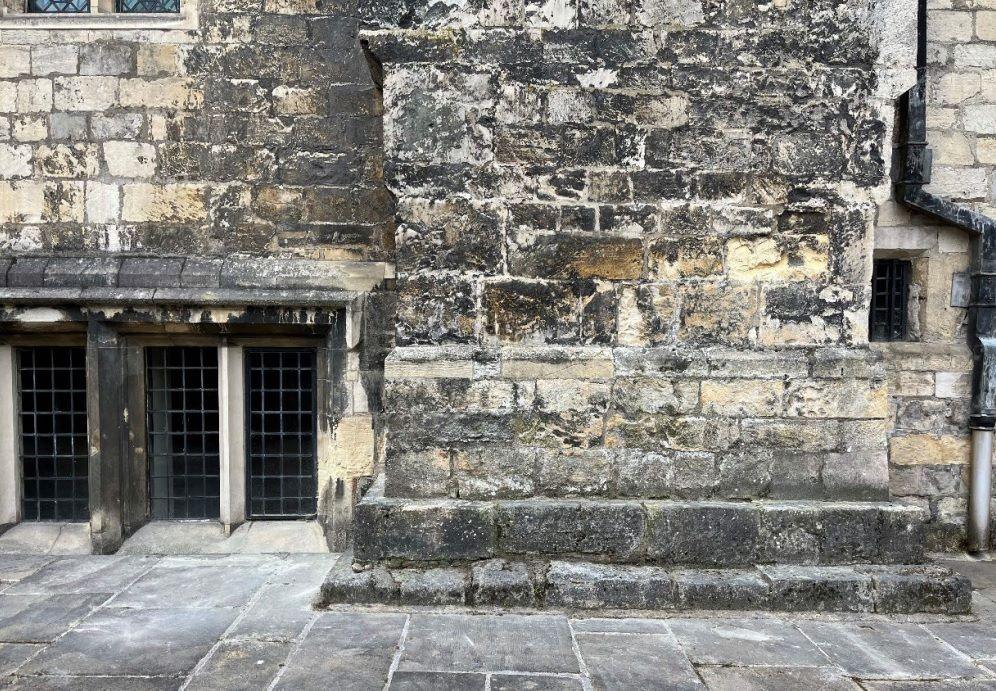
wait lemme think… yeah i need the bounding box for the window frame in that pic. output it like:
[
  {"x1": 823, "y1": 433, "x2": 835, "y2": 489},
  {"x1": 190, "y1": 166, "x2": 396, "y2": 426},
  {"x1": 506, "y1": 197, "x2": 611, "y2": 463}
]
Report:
[{"x1": 0, "y1": 0, "x2": 196, "y2": 30}]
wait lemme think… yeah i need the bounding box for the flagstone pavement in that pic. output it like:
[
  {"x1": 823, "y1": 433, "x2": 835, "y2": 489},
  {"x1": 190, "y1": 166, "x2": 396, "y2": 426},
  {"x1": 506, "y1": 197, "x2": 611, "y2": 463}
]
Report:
[{"x1": 0, "y1": 552, "x2": 993, "y2": 689}]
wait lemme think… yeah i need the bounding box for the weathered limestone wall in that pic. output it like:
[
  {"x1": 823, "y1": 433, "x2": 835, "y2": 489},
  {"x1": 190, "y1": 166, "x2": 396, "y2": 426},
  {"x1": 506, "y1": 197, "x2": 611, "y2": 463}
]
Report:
[
  {"x1": 367, "y1": 0, "x2": 914, "y2": 502},
  {"x1": 876, "y1": 3, "x2": 996, "y2": 550},
  {"x1": 0, "y1": 0, "x2": 391, "y2": 260}
]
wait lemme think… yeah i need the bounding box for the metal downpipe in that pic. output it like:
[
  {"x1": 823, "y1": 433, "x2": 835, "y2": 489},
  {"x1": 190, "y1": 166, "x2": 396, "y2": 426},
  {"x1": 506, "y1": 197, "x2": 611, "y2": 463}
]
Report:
[{"x1": 969, "y1": 428, "x2": 993, "y2": 553}]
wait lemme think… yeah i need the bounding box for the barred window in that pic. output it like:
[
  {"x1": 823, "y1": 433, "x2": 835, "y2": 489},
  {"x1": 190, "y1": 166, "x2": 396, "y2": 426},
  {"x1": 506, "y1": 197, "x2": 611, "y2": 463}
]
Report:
[
  {"x1": 869, "y1": 258, "x2": 912, "y2": 342},
  {"x1": 26, "y1": 0, "x2": 178, "y2": 12}
]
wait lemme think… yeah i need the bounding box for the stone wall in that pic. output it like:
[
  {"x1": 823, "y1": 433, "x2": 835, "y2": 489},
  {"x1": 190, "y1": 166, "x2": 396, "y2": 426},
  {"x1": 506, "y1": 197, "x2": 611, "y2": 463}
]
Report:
[
  {"x1": 875, "y1": 2, "x2": 996, "y2": 550},
  {"x1": 0, "y1": 0, "x2": 391, "y2": 260},
  {"x1": 366, "y1": 0, "x2": 914, "y2": 503}
]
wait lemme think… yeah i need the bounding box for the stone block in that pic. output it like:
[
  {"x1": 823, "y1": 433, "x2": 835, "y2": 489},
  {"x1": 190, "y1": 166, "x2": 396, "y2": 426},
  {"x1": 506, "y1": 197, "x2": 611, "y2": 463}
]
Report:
[
  {"x1": 889, "y1": 433, "x2": 970, "y2": 465},
  {"x1": 496, "y1": 500, "x2": 646, "y2": 560},
  {"x1": 16, "y1": 79, "x2": 53, "y2": 113},
  {"x1": 0, "y1": 47, "x2": 31, "y2": 79},
  {"x1": 180, "y1": 258, "x2": 222, "y2": 288},
  {"x1": 700, "y1": 379, "x2": 782, "y2": 417},
  {"x1": 384, "y1": 449, "x2": 450, "y2": 498},
  {"x1": 616, "y1": 449, "x2": 717, "y2": 499},
  {"x1": 818, "y1": 505, "x2": 881, "y2": 564},
  {"x1": 119, "y1": 78, "x2": 203, "y2": 110},
  {"x1": 471, "y1": 559, "x2": 535, "y2": 607},
  {"x1": 84, "y1": 182, "x2": 120, "y2": 224},
  {"x1": 500, "y1": 347, "x2": 614, "y2": 380},
  {"x1": 122, "y1": 183, "x2": 207, "y2": 223},
  {"x1": 5, "y1": 258, "x2": 47, "y2": 288},
  {"x1": 784, "y1": 379, "x2": 888, "y2": 419},
  {"x1": 761, "y1": 565, "x2": 874, "y2": 612},
  {"x1": 80, "y1": 44, "x2": 133, "y2": 76},
  {"x1": 103, "y1": 142, "x2": 157, "y2": 178},
  {"x1": 0, "y1": 144, "x2": 32, "y2": 179},
  {"x1": 31, "y1": 45, "x2": 79, "y2": 76},
  {"x1": 821, "y1": 451, "x2": 889, "y2": 501},
  {"x1": 645, "y1": 502, "x2": 760, "y2": 566},
  {"x1": 673, "y1": 569, "x2": 770, "y2": 609},
  {"x1": 53, "y1": 77, "x2": 118, "y2": 112},
  {"x1": 396, "y1": 567, "x2": 469, "y2": 605},
  {"x1": 50, "y1": 113, "x2": 87, "y2": 141},
  {"x1": 926, "y1": 10, "x2": 972, "y2": 41},
  {"x1": 544, "y1": 561, "x2": 678, "y2": 610},
  {"x1": 536, "y1": 448, "x2": 613, "y2": 497},
  {"x1": 979, "y1": 10, "x2": 996, "y2": 40},
  {"x1": 455, "y1": 447, "x2": 536, "y2": 500},
  {"x1": 864, "y1": 565, "x2": 971, "y2": 614},
  {"x1": 877, "y1": 504, "x2": 927, "y2": 564},
  {"x1": 43, "y1": 257, "x2": 121, "y2": 288},
  {"x1": 319, "y1": 561, "x2": 398, "y2": 605},
  {"x1": 118, "y1": 258, "x2": 184, "y2": 289},
  {"x1": 354, "y1": 498, "x2": 497, "y2": 563}
]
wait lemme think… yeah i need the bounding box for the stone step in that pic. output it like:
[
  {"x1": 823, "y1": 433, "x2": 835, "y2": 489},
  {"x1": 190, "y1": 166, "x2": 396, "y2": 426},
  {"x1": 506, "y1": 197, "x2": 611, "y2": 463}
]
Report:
[
  {"x1": 353, "y1": 482, "x2": 927, "y2": 567},
  {"x1": 318, "y1": 556, "x2": 971, "y2": 614}
]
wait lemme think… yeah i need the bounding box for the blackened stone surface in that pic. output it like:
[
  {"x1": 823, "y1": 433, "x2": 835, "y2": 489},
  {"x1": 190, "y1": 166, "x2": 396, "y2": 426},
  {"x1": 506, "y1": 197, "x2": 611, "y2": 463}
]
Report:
[
  {"x1": 396, "y1": 567, "x2": 469, "y2": 605},
  {"x1": 496, "y1": 501, "x2": 645, "y2": 561},
  {"x1": 646, "y1": 502, "x2": 759, "y2": 566},
  {"x1": 761, "y1": 565, "x2": 874, "y2": 613},
  {"x1": 319, "y1": 558, "x2": 398, "y2": 605},
  {"x1": 697, "y1": 666, "x2": 861, "y2": 690},
  {"x1": 471, "y1": 559, "x2": 535, "y2": 607},
  {"x1": 118, "y1": 258, "x2": 185, "y2": 289},
  {"x1": 544, "y1": 561, "x2": 677, "y2": 610},
  {"x1": 865, "y1": 565, "x2": 972, "y2": 614},
  {"x1": 673, "y1": 568, "x2": 769, "y2": 610},
  {"x1": 354, "y1": 499, "x2": 496, "y2": 563}
]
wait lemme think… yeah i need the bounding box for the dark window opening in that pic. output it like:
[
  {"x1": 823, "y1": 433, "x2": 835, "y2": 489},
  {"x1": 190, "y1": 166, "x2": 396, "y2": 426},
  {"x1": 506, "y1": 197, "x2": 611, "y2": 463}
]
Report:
[
  {"x1": 870, "y1": 258, "x2": 912, "y2": 342},
  {"x1": 17, "y1": 347, "x2": 89, "y2": 522},
  {"x1": 245, "y1": 348, "x2": 317, "y2": 519},
  {"x1": 146, "y1": 347, "x2": 221, "y2": 520},
  {"x1": 26, "y1": 0, "x2": 89, "y2": 11},
  {"x1": 116, "y1": 0, "x2": 179, "y2": 12}
]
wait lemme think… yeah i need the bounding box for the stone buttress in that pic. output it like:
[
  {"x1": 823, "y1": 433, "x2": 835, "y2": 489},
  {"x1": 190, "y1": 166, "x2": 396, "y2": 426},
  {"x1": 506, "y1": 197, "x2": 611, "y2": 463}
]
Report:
[{"x1": 319, "y1": 0, "x2": 974, "y2": 612}]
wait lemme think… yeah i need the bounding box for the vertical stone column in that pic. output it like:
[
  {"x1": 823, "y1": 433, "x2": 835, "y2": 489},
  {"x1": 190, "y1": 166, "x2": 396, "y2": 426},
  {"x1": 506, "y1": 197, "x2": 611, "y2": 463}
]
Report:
[
  {"x1": 0, "y1": 345, "x2": 22, "y2": 528},
  {"x1": 122, "y1": 344, "x2": 149, "y2": 536},
  {"x1": 219, "y1": 342, "x2": 246, "y2": 533},
  {"x1": 86, "y1": 321, "x2": 126, "y2": 554}
]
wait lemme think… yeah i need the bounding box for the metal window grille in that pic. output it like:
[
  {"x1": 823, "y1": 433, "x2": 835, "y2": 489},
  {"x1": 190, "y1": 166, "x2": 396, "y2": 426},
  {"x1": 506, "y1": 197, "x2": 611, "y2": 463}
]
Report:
[
  {"x1": 245, "y1": 348, "x2": 317, "y2": 519},
  {"x1": 17, "y1": 347, "x2": 89, "y2": 522},
  {"x1": 116, "y1": 0, "x2": 179, "y2": 12},
  {"x1": 870, "y1": 258, "x2": 911, "y2": 342},
  {"x1": 26, "y1": 0, "x2": 89, "y2": 12},
  {"x1": 146, "y1": 347, "x2": 221, "y2": 520}
]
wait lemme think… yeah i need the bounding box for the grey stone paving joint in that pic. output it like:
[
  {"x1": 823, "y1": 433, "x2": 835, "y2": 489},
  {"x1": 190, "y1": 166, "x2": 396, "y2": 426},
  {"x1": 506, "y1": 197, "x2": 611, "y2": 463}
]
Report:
[{"x1": 0, "y1": 554, "x2": 993, "y2": 689}]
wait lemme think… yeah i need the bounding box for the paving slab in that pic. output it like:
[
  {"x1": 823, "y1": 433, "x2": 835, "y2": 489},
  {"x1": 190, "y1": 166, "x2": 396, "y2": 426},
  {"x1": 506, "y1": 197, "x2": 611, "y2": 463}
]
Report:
[
  {"x1": 490, "y1": 676, "x2": 583, "y2": 690},
  {"x1": 927, "y1": 621, "x2": 996, "y2": 661},
  {"x1": 696, "y1": 665, "x2": 861, "y2": 690},
  {"x1": 940, "y1": 559, "x2": 996, "y2": 591},
  {"x1": 576, "y1": 632, "x2": 702, "y2": 690},
  {"x1": 0, "y1": 524, "x2": 91, "y2": 556},
  {"x1": 185, "y1": 639, "x2": 292, "y2": 690},
  {"x1": 0, "y1": 555, "x2": 55, "y2": 582},
  {"x1": 0, "y1": 642, "x2": 45, "y2": 675},
  {"x1": 20, "y1": 607, "x2": 239, "y2": 676},
  {"x1": 0, "y1": 593, "x2": 106, "y2": 643},
  {"x1": 228, "y1": 556, "x2": 336, "y2": 641},
  {"x1": 798, "y1": 621, "x2": 983, "y2": 680},
  {"x1": 4, "y1": 556, "x2": 156, "y2": 595},
  {"x1": 861, "y1": 681, "x2": 996, "y2": 690},
  {"x1": 398, "y1": 614, "x2": 579, "y2": 675},
  {"x1": 275, "y1": 612, "x2": 407, "y2": 690},
  {"x1": 110, "y1": 561, "x2": 268, "y2": 609},
  {"x1": 571, "y1": 618, "x2": 670, "y2": 634},
  {"x1": 2, "y1": 675, "x2": 181, "y2": 690},
  {"x1": 668, "y1": 618, "x2": 829, "y2": 667},
  {"x1": 390, "y1": 671, "x2": 486, "y2": 690}
]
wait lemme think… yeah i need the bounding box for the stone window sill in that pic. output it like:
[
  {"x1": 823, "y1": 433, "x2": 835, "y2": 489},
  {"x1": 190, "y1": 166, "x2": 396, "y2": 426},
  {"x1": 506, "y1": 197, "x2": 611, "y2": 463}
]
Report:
[{"x1": 0, "y1": 6, "x2": 196, "y2": 29}]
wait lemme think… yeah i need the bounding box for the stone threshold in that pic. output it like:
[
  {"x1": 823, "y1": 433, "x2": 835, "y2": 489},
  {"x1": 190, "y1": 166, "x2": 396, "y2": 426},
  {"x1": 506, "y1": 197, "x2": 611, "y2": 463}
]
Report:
[{"x1": 319, "y1": 555, "x2": 972, "y2": 615}]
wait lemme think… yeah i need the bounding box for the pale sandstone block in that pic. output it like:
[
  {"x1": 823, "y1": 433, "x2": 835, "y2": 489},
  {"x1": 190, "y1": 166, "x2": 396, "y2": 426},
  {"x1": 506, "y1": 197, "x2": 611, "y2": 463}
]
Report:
[
  {"x1": 726, "y1": 236, "x2": 828, "y2": 282},
  {"x1": 0, "y1": 47, "x2": 30, "y2": 79},
  {"x1": 0, "y1": 181, "x2": 44, "y2": 223},
  {"x1": 931, "y1": 72, "x2": 981, "y2": 105},
  {"x1": 85, "y1": 182, "x2": 120, "y2": 224},
  {"x1": 785, "y1": 379, "x2": 889, "y2": 419},
  {"x1": 119, "y1": 78, "x2": 203, "y2": 109},
  {"x1": 929, "y1": 129, "x2": 974, "y2": 165},
  {"x1": 955, "y1": 44, "x2": 996, "y2": 68},
  {"x1": 16, "y1": 79, "x2": 52, "y2": 113},
  {"x1": 12, "y1": 115, "x2": 47, "y2": 142},
  {"x1": 136, "y1": 44, "x2": 183, "y2": 77},
  {"x1": 700, "y1": 379, "x2": 783, "y2": 417},
  {"x1": 978, "y1": 137, "x2": 996, "y2": 164},
  {"x1": 935, "y1": 371, "x2": 971, "y2": 398},
  {"x1": 384, "y1": 360, "x2": 475, "y2": 379},
  {"x1": 53, "y1": 76, "x2": 118, "y2": 112},
  {"x1": 927, "y1": 166, "x2": 988, "y2": 198},
  {"x1": 889, "y1": 433, "x2": 970, "y2": 465},
  {"x1": 978, "y1": 10, "x2": 996, "y2": 40},
  {"x1": 888, "y1": 370, "x2": 935, "y2": 397},
  {"x1": 31, "y1": 45, "x2": 79, "y2": 76},
  {"x1": 927, "y1": 10, "x2": 973, "y2": 42},
  {"x1": 926, "y1": 106, "x2": 958, "y2": 129},
  {"x1": 964, "y1": 104, "x2": 996, "y2": 133},
  {"x1": 0, "y1": 84, "x2": 16, "y2": 113},
  {"x1": 43, "y1": 181, "x2": 84, "y2": 223},
  {"x1": 35, "y1": 144, "x2": 100, "y2": 178},
  {"x1": 103, "y1": 141, "x2": 157, "y2": 178},
  {"x1": 0, "y1": 144, "x2": 32, "y2": 179},
  {"x1": 121, "y1": 183, "x2": 208, "y2": 222}
]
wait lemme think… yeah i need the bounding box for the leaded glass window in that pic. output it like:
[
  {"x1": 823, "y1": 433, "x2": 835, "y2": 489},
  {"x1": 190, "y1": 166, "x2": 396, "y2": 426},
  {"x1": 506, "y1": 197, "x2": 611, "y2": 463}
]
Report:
[
  {"x1": 117, "y1": 0, "x2": 179, "y2": 12},
  {"x1": 26, "y1": 0, "x2": 89, "y2": 13}
]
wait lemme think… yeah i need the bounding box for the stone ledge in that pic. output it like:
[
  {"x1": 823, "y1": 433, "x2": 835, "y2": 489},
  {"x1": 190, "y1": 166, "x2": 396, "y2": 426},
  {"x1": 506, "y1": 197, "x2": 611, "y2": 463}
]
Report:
[
  {"x1": 318, "y1": 556, "x2": 972, "y2": 614},
  {"x1": 353, "y1": 485, "x2": 928, "y2": 567},
  {"x1": 0, "y1": 287, "x2": 361, "y2": 309}
]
